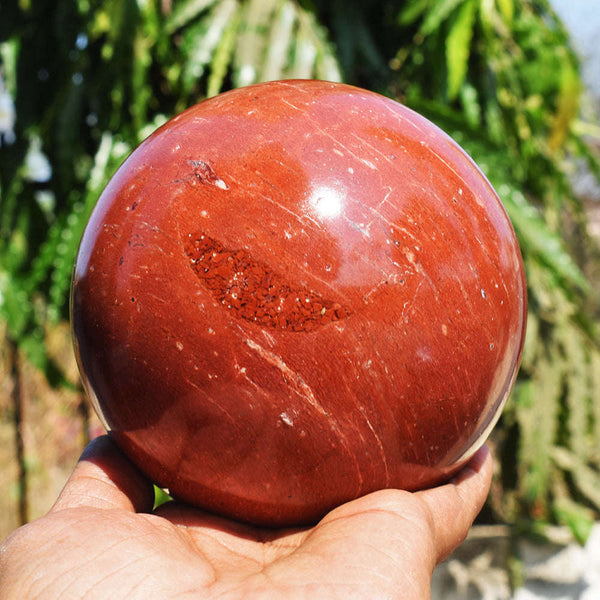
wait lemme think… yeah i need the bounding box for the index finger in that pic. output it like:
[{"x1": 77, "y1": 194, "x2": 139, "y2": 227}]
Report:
[{"x1": 51, "y1": 435, "x2": 155, "y2": 514}]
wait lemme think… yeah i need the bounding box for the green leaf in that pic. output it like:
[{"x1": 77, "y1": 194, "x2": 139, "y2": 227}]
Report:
[
  {"x1": 591, "y1": 351, "x2": 600, "y2": 462},
  {"x1": 520, "y1": 310, "x2": 539, "y2": 372},
  {"x1": 131, "y1": 28, "x2": 153, "y2": 131},
  {"x1": 496, "y1": 0, "x2": 514, "y2": 26},
  {"x1": 484, "y1": 98, "x2": 505, "y2": 144},
  {"x1": 3, "y1": 214, "x2": 29, "y2": 273},
  {"x1": 502, "y1": 191, "x2": 589, "y2": 292},
  {"x1": 553, "y1": 494, "x2": 594, "y2": 545},
  {"x1": 446, "y1": 0, "x2": 477, "y2": 100},
  {"x1": 516, "y1": 349, "x2": 563, "y2": 506},
  {"x1": 0, "y1": 38, "x2": 19, "y2": 93},
  {"x1": 19, "y1": 329, "x2": 48, "y2": 373},
  {"x1": 234, "y1": 0, "x2": 279, "y2": 87},
  {"x1": 206, "y1": 4, "x2": 241, "y2": 97},
  {"x1": 314, "y1": 41, "x2": 343, "y2": 83},
  {"x1": 459, "y1": 83, "x2": 481, "y2": 127},
  {"x1": 420, "y1": 0, "x2": 464, "y2": 36},
  {"x1": 557, "y1": 324, "x2": 591, "y2": 461},
  {"x1": 312, "y1": 15, "x2": 342, "y2": 83},
  {"x1": 153, "y1": 486, "x2": 172, "y2": 509},
  {"x1": 285, "y1": 11, "x2": 314, "y2": 79},
  {"x1": 398, "y1": 0, "x2": 430, "y2": 26},
  {"x1": 328, "y1": 1, "x2": 387, "y2": 79},
  {"x1": 548, "y1": 61, "x2": 581, "y2": 151},
  {"x1": 0, "y1": 272, "x2": 31, "y2": 339},
  {"x1": 552, "y1": 446, "x2": 600, "y2": 514},
  {"x1": 294, "y1": 5, "x2": 341, "y2": 82},
  {"x1": 166, "y1": 0, "x2": 219, "y2": 33},
  {"x1": 181, "y1": 0, "x2": 238, "y2": 94},
  {"x1": 261, "y1": 0, "x2": 297, "y2": 82}
]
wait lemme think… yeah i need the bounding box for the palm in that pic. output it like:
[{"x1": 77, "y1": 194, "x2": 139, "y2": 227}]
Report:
[{"x1": 0, "y1": 437, "x2": 491, "y2": 600}]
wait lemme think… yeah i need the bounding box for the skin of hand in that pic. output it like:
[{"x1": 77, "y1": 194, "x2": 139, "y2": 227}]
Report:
[{"x1": 0, "y1": 435, "x2": 492, "y2": 600}]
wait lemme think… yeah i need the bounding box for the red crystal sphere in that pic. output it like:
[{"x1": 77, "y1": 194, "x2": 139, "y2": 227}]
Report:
[{"x1": 71, "y1": 80, "x2": 527, "y2": 526}]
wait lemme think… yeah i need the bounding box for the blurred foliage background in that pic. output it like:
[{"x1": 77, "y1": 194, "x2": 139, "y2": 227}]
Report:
[{"x1": 1, "y1": 0, "x2": 600, "y2": 541}]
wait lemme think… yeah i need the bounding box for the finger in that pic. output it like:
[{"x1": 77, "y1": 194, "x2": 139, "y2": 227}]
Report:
[
  {"x1": 416, "y1": 444, "x2": 493, "y2": 563},
  {"x1": 51, "y1": 435, "x2": 155, "y2": 513}
]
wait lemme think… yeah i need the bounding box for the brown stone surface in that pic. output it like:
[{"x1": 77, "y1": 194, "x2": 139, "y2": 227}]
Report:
[{"x1": 71, "y1": 80, "x2": 527, "y2": 526}]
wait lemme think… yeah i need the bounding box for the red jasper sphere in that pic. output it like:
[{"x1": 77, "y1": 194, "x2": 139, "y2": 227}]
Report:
[{"x1": 71, "y1": 80, "x2": 527, "y2": 526}]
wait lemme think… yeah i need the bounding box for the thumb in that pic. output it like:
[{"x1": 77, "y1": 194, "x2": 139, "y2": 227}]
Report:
[{"x1": 51, "y1": 435, "x2": 155, "y2": 513}]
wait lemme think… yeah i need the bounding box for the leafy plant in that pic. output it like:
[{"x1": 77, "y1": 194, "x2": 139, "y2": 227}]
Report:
[{"x1": 1, "y1": 0, "x2": 600, "y2": 536}]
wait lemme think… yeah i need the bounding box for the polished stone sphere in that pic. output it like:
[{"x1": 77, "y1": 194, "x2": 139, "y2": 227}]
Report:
[{"x1": 71, "y1": 80, "x2": 527, "y2": 526}]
